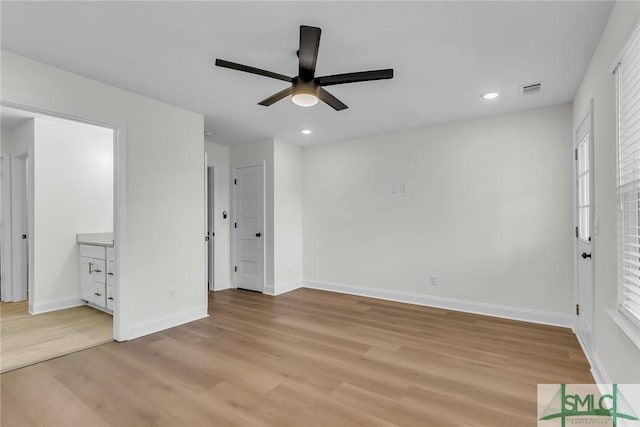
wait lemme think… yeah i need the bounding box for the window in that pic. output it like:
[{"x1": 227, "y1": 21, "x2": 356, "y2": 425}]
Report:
[{"x1": 616, "y1": 22, "x2": 640, "y2": 329}]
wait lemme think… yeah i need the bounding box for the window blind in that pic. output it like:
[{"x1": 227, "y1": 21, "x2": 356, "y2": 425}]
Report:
[{"x1": 616, "y1": 22, "x2": 640, "y2": 328}]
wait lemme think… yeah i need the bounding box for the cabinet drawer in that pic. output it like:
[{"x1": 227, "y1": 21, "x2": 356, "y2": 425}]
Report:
[
  {"x1": 80, "y1": 244, "x2": 106, "y2": 260},
  {"x1": 106, "y1": 285, "x2": 115, "y2": 311},
  {"x1": 91, "y1": 259, "x2": 106, "y2": 284},
  {"x1": 94, "y1": 283, "x2": 106, "y2": 307},
  {"x1": 107, "y1": 247, "x2": 115, "y2": 262}
]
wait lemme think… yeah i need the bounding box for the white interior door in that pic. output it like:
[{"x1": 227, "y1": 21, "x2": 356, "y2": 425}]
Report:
[
  {"x1": 575, "y1": 109, "x2": 594, "y2": 354},
  {"x1": 10, "y1": 154, "x2": 28, "y2": 302},
  {"x1": 234, "y1": 165, "x2": 264, "y2": 292},
  {"x1": 0, "y1": 154, "x2": 12, "y2": 301},
  {"x1": 207, "y1": 165, "x2": 215, "y2": 291}
]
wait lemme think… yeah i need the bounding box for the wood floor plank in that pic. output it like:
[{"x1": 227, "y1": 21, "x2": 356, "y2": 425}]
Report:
[
  {"x1": 0, "y1": 288, "x2": 592, "y2": 426},
  {"x1": 0, "y1": 301, "x2": 113, "y2": 373}
]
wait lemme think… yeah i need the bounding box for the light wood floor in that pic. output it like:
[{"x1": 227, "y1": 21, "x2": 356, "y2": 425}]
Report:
[
  {"x1": 1, "y1": 289, "x2": 592, "y2": 426},
  {"x1": 1, "y1": 301, "x2": 113, "y2": 373}
]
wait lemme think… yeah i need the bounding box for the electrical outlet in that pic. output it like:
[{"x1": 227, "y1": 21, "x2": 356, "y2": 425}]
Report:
[
  {"x1": 168, "y1": 288, "x2": 176, "y2": 300},
  {"x1": 430, "y1": 275, "x2": 437, "y2": 286}
]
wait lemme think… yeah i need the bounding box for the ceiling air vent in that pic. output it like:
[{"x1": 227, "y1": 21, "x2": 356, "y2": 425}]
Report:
[{"x1": 521, "y1": 83, "x2": 542, "y2": 95}]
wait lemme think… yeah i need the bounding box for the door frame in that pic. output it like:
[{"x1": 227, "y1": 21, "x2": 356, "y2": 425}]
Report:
[
  {"x1": 231, "y1": 163, "x2": 266, "y2": 292},
  {"x1": 573, "y1": 98, "x2": 595, "y2": 352},
  {"x1": 206, "y1": 164, "x2": 215, "y2": 292},
  {"x1": 0, "y1": 154, "x2": 12, "y2": 301},
  {"x1": 0, "y1": 99, "x2": 128, "y2": 342},
  {"x1": 11, "y1": 152, "x2": 29, "y2": 303}
]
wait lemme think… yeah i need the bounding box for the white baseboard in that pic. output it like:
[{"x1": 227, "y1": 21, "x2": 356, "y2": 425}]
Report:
[
  {"x1": 304, "y1": 280, "x2": 573, "y2": 328},
  {"x1": 275, "y1": 281, "x2": 302, "y2": 296},
  {"x1": 264, "y1": 281, "x2": 302, "y2": 296},
  {"x1": 127, "y1": 306, "x2": 208, "y2": 340},
  {"x1": 30, "y1": 296, "x2": 85, "y2": 314},
  {"x1": 263, "y1": 284, "x2": 275, "y2": 295},
  {"x1": 591, "y1": 353, "x2": 612, "y2": 386}
]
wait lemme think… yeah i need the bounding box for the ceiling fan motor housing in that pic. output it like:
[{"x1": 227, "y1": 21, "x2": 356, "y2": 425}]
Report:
[{"x1": 292, "y1": 78, "x2": 319, "y2": 97}]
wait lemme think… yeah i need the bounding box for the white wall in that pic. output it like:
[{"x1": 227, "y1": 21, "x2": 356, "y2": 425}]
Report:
[
  {"x1": 273, "y1": 139, "x2": 303, "y2": 293},
  {"x1": 230, "y1": 138, "x2": 275, "y2": 289},
  {"x1": 205, "y1": 141, "x2": 231, "y2": 290},
  {"x1": 303, "y1": 104, "x2": 574, "y2": 324},
  {"x1": 573, "y1": 1, "x2": 640, "y2": 383},
  {"x1": 32, "y1": 117, "x2": 113, "y2": 311},
  {"x1": 1, "y1": 50, "x2": 206, "y2": 339},
  {"x1": 2, "y1": 119, "x2": 34, "y2": 155}
]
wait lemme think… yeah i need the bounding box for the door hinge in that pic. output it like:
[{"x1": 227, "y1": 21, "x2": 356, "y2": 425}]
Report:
[
  {"x1": 234, "y1": 222, "x2": 237, "y2": 229},
  {"x1": 576, "y1": 304, "x2": 580, "y2": 316},
  {"x1": 234, "y1": 266, "x2": 237, "y2": 272},
  {"x1": 574, "y1": 149, "x2": 578, "y2": 160},
  {"x1": 234, "y1": 179, "x2": 237, "y2": 185},
  {"x1": 575, "y1": 226, "x2": 579, "y2": 238}
]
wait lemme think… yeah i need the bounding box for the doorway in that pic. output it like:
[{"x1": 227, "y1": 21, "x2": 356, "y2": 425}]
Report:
[
  {"x1": 575, "y1": 103, "x2": 594, "y2": 356},
  {"x1": 233, "y1": 165, "x2": 265, "y2": 293},
  {"x1": 11, "y1": 153, "x2": 28, "y2": 303},
  {"x1": 0, "y1": 104, "x2": 122, "y2": 372}
]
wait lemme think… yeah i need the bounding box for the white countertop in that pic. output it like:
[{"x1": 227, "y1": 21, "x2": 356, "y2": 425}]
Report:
[{"x1": 77, "y1": 232, "x2": 114, "y2": 247}]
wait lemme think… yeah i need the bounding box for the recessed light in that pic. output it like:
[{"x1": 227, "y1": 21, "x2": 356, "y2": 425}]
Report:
[
  {"x1": 483, "y1": 92, "x2": 499, "y2": 100},
  {"x1": 301, "y1": 129, "x2": 312, "y2": 135}
]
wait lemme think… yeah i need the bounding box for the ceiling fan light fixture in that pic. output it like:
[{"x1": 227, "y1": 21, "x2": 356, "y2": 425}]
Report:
[{"x1": 291, "y1": 92, "x2": 318, "y2": 107}]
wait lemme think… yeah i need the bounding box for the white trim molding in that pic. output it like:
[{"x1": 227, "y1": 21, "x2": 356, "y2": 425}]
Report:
[
  {"x1": 264, "y1": 281, "x2": 302, "y2": 296},
  {"x1": 606, "y1": 308, "x2": 640, "y2": 351},
  {"x1": 304, "y1": 280, "x2": 573, "y2": 328},
  {"x1": 30, "y1": 296, "x2": 85, "y2": 314},
  {"x1": 127, "y1": 306, "x2": 208, "y2": 340}
]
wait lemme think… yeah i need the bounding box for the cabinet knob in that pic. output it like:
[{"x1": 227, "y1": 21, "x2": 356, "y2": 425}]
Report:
[
  {"x1": 94, "y1": 292, "x2": 102, "y2": 296},
  {"x1": 94, "y1": 269, "x2": 102, "y2": 273},
  {"x1": 107, "y1": 272, "x2": 114, "y2": 276},
  {"x1": 108, "y1": 297, "x2": 114, "y2": 300}
]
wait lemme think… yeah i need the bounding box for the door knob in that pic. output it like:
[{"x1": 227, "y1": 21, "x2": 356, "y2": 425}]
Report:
[
  {"x1": 581, "y1": 252, "x2": 591, "y2": 259},
  {"x1": 256, "y1": 232, "x2": 261, "y2": 237}
]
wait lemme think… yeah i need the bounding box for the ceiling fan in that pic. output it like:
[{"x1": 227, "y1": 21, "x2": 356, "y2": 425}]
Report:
[{"x1": 215, "y1": 25, "x2": 394, "y2": 111}]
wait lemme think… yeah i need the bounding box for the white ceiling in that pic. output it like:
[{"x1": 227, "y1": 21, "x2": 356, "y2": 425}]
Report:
[{"x1": 1, "y1": 1, "x2": 613, "y2": 145}]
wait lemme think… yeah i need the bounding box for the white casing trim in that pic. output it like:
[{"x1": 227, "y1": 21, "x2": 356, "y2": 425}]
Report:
[
  {"x1": 127, "y1": 306, "x2": 208, "y2": 340},
  {"x1": 264, "y1": 281, "x2": 302, "y2": 296},
  {"x1": 304, "y1": 280, "x2": 573, "y2": 328},
  {"x1": 30, "y1": 296, "x2": 85, "y2": 314}
]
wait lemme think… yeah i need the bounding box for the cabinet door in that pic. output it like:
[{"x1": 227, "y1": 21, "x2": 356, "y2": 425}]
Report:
[
  {"x1": 94, "y1": 283, "x2": 106, "y2": 308},
  {"x1": 92, "y1": 259, "x2": 106, "y2": 284},
  {"x1": 80, "y1": 257, "x2": 94, "y2": 301}
]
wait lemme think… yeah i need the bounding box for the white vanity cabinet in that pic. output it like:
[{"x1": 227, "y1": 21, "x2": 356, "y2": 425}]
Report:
[{"x1": 80, "y1": 244, "x2": 115, "y2": 314}]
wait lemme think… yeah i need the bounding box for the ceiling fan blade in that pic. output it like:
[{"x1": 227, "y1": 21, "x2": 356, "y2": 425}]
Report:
[
  {"x1": 317, "y1": 69, "x2": 394, "y2": 86},
  {"x1": 318, "y1": 88, "x2": 348, "y2": 111},
  {"x1": 298, "y1": 25, "x2": 321, "y2": 81},
  {"x1": 215, "y1": 59, "x2": 292, "y2": 83},
  {"x1": 258, "y1": 87, "x2": 293, "y2": 106}
]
